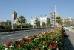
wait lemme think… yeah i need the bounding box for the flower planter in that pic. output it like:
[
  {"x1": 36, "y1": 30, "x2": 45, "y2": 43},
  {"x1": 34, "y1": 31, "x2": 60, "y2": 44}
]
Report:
[
  {"x1": 14, "y1": 41, "x2": 21, "y2": 48},
  {"x1": 0, "y1": 28, "x2": 63, "y2": 50},
  {"x1": 34, "y1": 47, "x2": 40, "y2": 50},
  {"x1": 48, "y1": 41, "x2": 58, "y2": 50},
  {"x1": 3, "y1": 40, "x2": 13, "y2": 48}
]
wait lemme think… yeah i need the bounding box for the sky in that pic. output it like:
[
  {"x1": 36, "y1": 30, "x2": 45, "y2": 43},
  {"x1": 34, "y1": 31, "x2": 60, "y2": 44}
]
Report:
[{"x1": 0, "y1": 0, "x2": 74, "y2": 21}]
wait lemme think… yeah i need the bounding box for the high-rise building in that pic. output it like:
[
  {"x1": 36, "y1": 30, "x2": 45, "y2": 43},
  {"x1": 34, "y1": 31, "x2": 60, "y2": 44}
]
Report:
[
  {"x1": 11, "y1": 11, "x2": 17, "y2": 29},
  {"x1": 12, "y1": 11, "x2": 17, "y2": 20},
  {"x1": 50, "y1": 5, "x2": 57, "y2": 27}
]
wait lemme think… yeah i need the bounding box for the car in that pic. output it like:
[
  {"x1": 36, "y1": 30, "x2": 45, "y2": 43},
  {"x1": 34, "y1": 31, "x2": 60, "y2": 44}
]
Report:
[
  {"x1": 70, "y1": 26, "x2": 74, "y2": 29},
  {"x1": 63, "y1": 27, "x2": 69, "y2": 30}
]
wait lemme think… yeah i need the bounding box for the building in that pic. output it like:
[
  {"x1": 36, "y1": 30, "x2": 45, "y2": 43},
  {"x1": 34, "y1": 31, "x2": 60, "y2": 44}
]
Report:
[
  {"x1": 62, "y1": 17, "x2": 74, "y2": 26},
  {"x1": 30, "y1": 17, "x2": 36, "y2": 28},
  {"x1": 39, "y1": 16, "x2": 48, "y2": 27},
  {"x1": 11, "y1": 11, "x2": 17, "y2": 29},
  {"x1": 11, "y1": 11, "x2": 17, "y2": 21},
  {"x1": 30, "y1": 16, "x2": 50, "y2": 28}
]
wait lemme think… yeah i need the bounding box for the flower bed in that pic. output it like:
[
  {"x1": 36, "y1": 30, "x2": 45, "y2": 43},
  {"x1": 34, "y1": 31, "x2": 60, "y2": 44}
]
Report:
[{"x1": 0, "y1": 28, "x2": 63, "y2": 50}]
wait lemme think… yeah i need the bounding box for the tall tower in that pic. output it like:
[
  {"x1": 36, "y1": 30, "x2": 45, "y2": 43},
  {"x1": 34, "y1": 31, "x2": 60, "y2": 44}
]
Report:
[
  {"x1": 53, "y1": 5, "x2": 56, "y2": 27},
  {"x1": 11, "y1": 11, "x2": 17, "y2": 29},
  {"x1": 13, "y1": 11, "x2": 17, "y2": 20},
  {"x1": 50, "y1": 5, "x2": 56, "y2": 28}
]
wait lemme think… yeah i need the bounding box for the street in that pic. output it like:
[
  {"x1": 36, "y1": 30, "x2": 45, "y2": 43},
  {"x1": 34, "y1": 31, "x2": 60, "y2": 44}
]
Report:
[
  {"x1": 0, "y1": 28, "x2": 74, "y2": 50},
  {"x1": 0, "y1": 28, "x2": 50, "y2": 43},
  {"x1": 63, "y1": 30, "x2": 74, "y2": 50}
]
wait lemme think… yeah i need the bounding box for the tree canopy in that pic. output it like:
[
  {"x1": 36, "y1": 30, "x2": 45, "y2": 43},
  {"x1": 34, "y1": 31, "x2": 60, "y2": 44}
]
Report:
[
  {"x1": 47, "y1": 18, "x2": 50, "y2": 27},
  {"x1": 56, "y1": 16, "x2": 62, "y2": 25},
  {"x1": 34, "y1": 18, "x2": 40, "y2": 28}
]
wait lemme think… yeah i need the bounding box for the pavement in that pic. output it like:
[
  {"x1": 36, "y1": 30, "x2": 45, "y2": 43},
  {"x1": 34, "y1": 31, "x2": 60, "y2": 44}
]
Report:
[{"x1": 63, "y1": 30, "x2": 74, "y2": 50}]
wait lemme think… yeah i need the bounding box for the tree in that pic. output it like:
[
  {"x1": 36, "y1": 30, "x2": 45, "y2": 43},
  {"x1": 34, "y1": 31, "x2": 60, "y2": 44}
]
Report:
[
  {"x1": 0, "y1": 20, "x2": 11, "y2": 29},
  {"x1": 5, "y1": 20, "x2": 11, "y2": 29},
  {"x1": 25, "y1": 23, "x2": 32, "y2": 28},
  {"x1": 6, "y1": 20, "x2": 11, "y2": 26},
  {"x1": 17, "y1": 16, "x2": 26, "y2": 29},
  {"x1": 56, "y1": 16, "x2": 62, "y2": 25},
  {"x1": 47, "y1": 18, "x2": 51, "y2": 27},
  {"x1": 42, "y1": 22, "x2": 46, "y2": 28},
  {"x1": 64, "y1": 19, "x2": 71, "y2": 27},
  {"x1": 34, "y1": 18, "x2": 40, "y2": 28}
]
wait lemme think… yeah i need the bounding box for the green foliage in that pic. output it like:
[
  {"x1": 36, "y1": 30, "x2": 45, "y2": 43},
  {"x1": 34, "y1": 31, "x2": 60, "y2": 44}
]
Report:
[
  {"x1": 18, "y1": 16, "x2": 26, "y2": 24},
  {"x1": 47, "y1": 18, "x2": 51, "y2": 27},
  {"x1": 56, "y1": 16, "x2": 62, "y2": 25},
  {"x1": 17, "y1": 16, "x2": 26, "y2": 29},
  {"x1": 0, "y1": 28, "x2": 63, "y2": 50},
  {"x1": 0, "y1": 44, "x2": 5, "y2": 50},
  {"x1": 42, "y1": 22, "x2": 46, "y2": 28},
  {"x1": 25, "y1": 23, "x2": 32, "y2": 28},
  {"x1": 0, "y1": 20, "x2": 11, "y2": 29},
  {"x1": 34, "y1": 18, "x2": 40, "y2": 28}
]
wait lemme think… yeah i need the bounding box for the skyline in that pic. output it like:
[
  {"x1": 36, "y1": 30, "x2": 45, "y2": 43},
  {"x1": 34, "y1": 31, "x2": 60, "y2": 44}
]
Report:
[{"x1": 0, "y1": 0, "x2": 74, "y2": 21}]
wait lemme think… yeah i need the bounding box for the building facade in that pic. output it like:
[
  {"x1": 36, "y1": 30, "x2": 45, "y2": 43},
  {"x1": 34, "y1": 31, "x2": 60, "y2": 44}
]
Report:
[
  {"x1": 11, "y1": 11, "x2": 17, "y2": 29},
  {"x1": 30, "y1": 16, "x2": 50, "y2": 28}
]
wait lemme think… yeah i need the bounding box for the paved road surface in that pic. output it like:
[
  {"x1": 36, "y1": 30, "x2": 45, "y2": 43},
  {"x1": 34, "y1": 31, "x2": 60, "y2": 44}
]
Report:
[
  {"x1": 0, "y1": 28, "x2": 50, "y2": 43},
  {"x1": 63, "y1": 30, "x2": 74, "y2": 50}
]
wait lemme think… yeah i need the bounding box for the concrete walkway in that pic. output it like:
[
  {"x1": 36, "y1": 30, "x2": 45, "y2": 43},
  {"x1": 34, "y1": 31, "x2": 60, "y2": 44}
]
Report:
[{"x1": 63, "y1": 30, "x2": 74, "y2": 50}]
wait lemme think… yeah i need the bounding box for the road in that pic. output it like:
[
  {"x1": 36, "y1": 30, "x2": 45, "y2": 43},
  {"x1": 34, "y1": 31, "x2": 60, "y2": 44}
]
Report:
[
  {"x1": 63, "y1": 30, "x2": 74, "y2": 50},
  {"x1": 0, "y1": 28, "x2": 50, "y2": 43},
  {"x1": 1, "y1": 28, "x2": 74, "y2": 50}
]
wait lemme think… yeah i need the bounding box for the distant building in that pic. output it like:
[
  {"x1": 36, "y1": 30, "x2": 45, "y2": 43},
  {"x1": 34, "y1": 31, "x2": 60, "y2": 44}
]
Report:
[
  {"x1": 11, "y1": 11, "x2": 17, "y2": 29},
  {"x1": 62, "y1": 17, "x2": 72, "y2": 23},
  {"x1": 12, "y1": 11, "x2": 17, "y2": 20},
  {"x1": 39, "y1": 16, "x2": 48, "y2": 27},
  {"x1": 62, "y1": 17, "x2": 73, "y2": 26},
  {"x1": 30, "y1": 16, "x2": 50, "y2": 28},
  {"x1": 30, "y1": 18, "x2": 36, "y2": 28}
]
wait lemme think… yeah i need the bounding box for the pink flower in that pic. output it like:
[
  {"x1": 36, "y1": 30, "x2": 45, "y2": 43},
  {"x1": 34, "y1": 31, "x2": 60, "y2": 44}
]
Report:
[
  {"x1": 48, "y1": 41, "x2": 58, "y2": 49},
  {"x1": 3, "y1": 39, "x2": 13, "y2": 48}
]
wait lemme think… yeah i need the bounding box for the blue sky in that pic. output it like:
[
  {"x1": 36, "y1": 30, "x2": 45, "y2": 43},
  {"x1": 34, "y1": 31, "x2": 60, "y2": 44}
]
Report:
[{"x1": 0, "y1": 0, "x2": 74, "y2": 21}]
